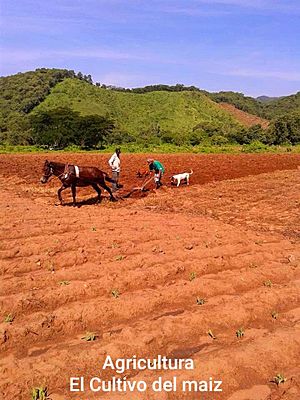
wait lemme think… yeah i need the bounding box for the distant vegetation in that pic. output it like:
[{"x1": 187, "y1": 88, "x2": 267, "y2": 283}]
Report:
[
  {"x1": 0, "y1": 68, "x2": 299, "y2": 149},
  {"x1": 30, "y1": 107, "x2": 114, "y2": 149},
  {"x1": 208, "y1": 91, "x2": 264, "y2": 117},
  {"x1": 0, "y1": 68, "x2": 94, "y2": 145},
  {"x1": 256, "y1": 95, "x2": 281, "y2": 103},
  {"x1": 207, "y1": 90, "x2": 300, "y2": 119},
  {"x1": 100, "y1": 83, "x2": 202, "y2": 94},
  {"x1": 262, "y1": 92, "x2": 300, "y2": 119},
  {"x1": 33, "y1": 78, "x2": 244, "y2": 148}
]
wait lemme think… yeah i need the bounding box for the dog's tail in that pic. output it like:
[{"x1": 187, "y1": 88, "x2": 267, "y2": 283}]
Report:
[{"x1": 190, "y1": 169, "x2": 193, "y2": 175}]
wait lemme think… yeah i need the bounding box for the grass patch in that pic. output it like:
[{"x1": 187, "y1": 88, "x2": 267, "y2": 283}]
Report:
[
  {"x1": 272, "y1": 373, "x2": 287, "y2": 386},
  {"x1": 81, "y1": 332, "x2": 98, "y2": 341},
  {"x1": 31, "y1": 386, "x2": 49, "y2": 400},
  {"x1": 1, "y1": 143, "x2": 300, "y2": 154},
  {"x1": 111, "y1": 289, "x2": 120, "y2": 298},
  {"x1": 263, "y1": 280, "x2": 273, "y2": 288},
  {"x1": 236, "y1": 328, "x2": 245, "y2": 338},
  {"x1": 189, "y1": 272, "x2": 197, "y2": 281},
  {"x1": 58, "y1": 280, "x2": 70, "y2": 286},
  {"x1": 3, "y1": 313, "x2": 14, "y2": 323}
]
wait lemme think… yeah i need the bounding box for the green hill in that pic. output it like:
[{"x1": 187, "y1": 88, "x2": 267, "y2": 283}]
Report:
[
  {"x1": 256, "y1": 96, "x2": 280, "y2": 103},
  {"x1": 262, "y1": 92, "x2": 300, "y2": 118},
  {"x1": 0, "y1": 68, "x2": 77, "y2": 143},
  {"x1": 0, "y1": 68, "x2": 76, "y2": 119},
  {"x1": 206, "y1": 91, "x2": 300, "y2": 119},
  {"x1": 33, "y1": 78, "x2": 242, "y2": 141},
  {"x1": 1, "y1": 68, "x2": 299, "y2": 147},
  {"x1": 207, "y1": 91, "x2": 265, "y2": 117}
]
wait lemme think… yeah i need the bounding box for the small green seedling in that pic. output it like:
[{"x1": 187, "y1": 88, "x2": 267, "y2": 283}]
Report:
[
  {"x1": 111, "y1": 289, "x2": 120, "y2": 298},
  {"x1": 208, "y1": 329, "x2": 216, "y2": 339},
  {"x1": 264, "y1": 280, "x2": 273, "y2": 288},
  {"x1": 59, "y1": 280, "x2": 70, "y2": 286},
  {"x1": 273, "y1": 373, "x2": 287, "y2": 386},
  {"x1": 196, "y1": 298, "x2": 206, "y2": 305},
  {"x1": 91, "y1": 226, "x2": 97, "y2": 231},
  {"x1": 81, "y1": 332, "x2": 97, "y2": 341},
  {"x1": 236, "y1": 328, "x2": 244, "y2": 338},
  {"x1": 115, "y1": 255, "x2": 124, "y2": 261},
  {"x1": 189, "y1": 272, "x2": 196, "y2": 281},
  {"x1": 4, "y1": 313, "x2": 14, "y2": 323},
  {"x1": 271, "y1": 311, "x2": 278, "y2": 319},
  {"x1": 111, "y1": 242, "x2": 119, "y2": 248},
  {"x1": 31, "y1": 386, "x2": 49, "y2": 400}
]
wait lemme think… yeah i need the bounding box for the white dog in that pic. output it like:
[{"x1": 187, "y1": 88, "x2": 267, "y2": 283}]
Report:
[{"x1": 171, "y1": 170, "x2": 193, "y2": 187}]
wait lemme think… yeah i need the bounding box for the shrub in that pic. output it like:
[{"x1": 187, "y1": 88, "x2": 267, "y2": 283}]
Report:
[{"x1": 241, "y1": 140, "x2": 269, "y2": 153}]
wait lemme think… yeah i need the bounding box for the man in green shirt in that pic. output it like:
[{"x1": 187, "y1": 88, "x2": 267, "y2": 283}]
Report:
[{"x1": 147, "y1": 158, "x2": 165, "y2": 189}]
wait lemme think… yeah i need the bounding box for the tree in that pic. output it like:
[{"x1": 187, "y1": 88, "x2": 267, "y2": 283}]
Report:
[
  {"x1": 246, "y1": 124, "x2": 266, "y2": 142},
  {"x1": 77, "y1": 115, "x2": 114, "y2": 148},
  {"x1": 106, "y1": 129, "x2": 135, "y2": 144},
  {"x1": 86, "y1": 74, "x2": 93, "y2": 84},
  {"x1": 5, "y1": 113, "x2": 31, "y2": 144},
  {"x1": 269, "y1": 112, "x2": 300, "y2": 144},
  {"x1": 189, "y1": 131, "x2": 205, "y2": 146},
  {"x1": 160, "y1": 130, "x2": 174, "y2": 144},
  {"x1": 30, "y1": 107, "x2": 80, "y2": 148},
  {"x1": 0, "y1": 68, "x2": 80, "y2": 144}
]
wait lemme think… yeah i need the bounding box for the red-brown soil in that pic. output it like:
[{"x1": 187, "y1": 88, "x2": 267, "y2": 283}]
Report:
[
  {"x1": 219, "y1": 103, "x2": 270, "y2": 128},
  {"x1": 0, "y1": 153, "x2": 300, "y2": 400}
]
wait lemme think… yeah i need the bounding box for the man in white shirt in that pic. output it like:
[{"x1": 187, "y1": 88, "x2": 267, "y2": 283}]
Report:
[{"x1": 108, "y1": 148, "x2": 121, "y2": 192}]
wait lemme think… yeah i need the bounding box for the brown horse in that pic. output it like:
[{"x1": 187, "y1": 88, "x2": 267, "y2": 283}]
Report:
[{"x1": 40, "y1": 160, "x2": 117, "y2": 206}]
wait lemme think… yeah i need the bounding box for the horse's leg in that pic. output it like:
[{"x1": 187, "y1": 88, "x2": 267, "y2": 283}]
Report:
[
  {"x1": 99, "y1": 181, "x2": 117, "y2": 202},
  {"x1": 57, "y1": 184, "x2": 69, "y2": 205},
  {"x1": 71, "y1": 183, "x2": 77, "y2": 206},
  {"x1": 91, "y1": 183, "x2": 102, "y2": 203}
]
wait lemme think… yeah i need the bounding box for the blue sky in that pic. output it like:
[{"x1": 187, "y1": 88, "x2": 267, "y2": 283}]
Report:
[{"x1": 1, "y1": 0, "x2": 299, "y2": 96}]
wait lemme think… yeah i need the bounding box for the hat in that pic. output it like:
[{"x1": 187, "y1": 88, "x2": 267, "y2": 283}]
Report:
[{"x1": 147, "y1": 158, "x2": 154, "y2": 163}]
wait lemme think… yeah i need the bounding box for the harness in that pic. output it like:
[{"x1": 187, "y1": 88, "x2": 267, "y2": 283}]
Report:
[
  {"x1": 44, "y1": 163, "x2": 80, "y2": 181},
  {"x1": 61, "y1": 164, "x2": 80, "y2": 180},
  {"x1": 74, "y1": 165, "x2": 80, "y2": 178}
]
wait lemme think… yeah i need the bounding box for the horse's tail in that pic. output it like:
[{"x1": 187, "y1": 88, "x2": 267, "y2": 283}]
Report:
[
  {"x1": 103, "y1": 171, "x2": 115, "y2": 183},
  {"x1": 190, "y1": 169, "x2": 193, "y2": 175}
]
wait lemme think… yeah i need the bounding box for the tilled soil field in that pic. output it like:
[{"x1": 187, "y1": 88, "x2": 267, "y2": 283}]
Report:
[{"x1": 0, "y1": 153, "x2": 300, "y2": 400}]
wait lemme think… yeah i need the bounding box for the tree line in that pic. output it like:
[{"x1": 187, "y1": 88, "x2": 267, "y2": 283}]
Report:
[
  {"x1": 1, "y1": 69, "x2": 300, "y2": 148},
  {"x1": 5, "y1": 106, "x2": 299, "y2": 149},
  {"x1": 97, "y1": 84, "x2": 300, "y2": 121},
  {"x1": 28, "y1": 108, "x2": 114, "y2": 149},
  {"x1": 95, "y1": 83, "x2": 202, "y2": 94}
]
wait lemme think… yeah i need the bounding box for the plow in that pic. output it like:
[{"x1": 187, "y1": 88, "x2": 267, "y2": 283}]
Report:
[{"x1": 120, "y1": 175, "x2": 154, "y2": 199}]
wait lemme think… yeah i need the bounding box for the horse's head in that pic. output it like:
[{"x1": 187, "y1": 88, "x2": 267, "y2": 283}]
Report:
[{"x1": 40, "y1": 160, "x2": 53, "y2": 183}]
